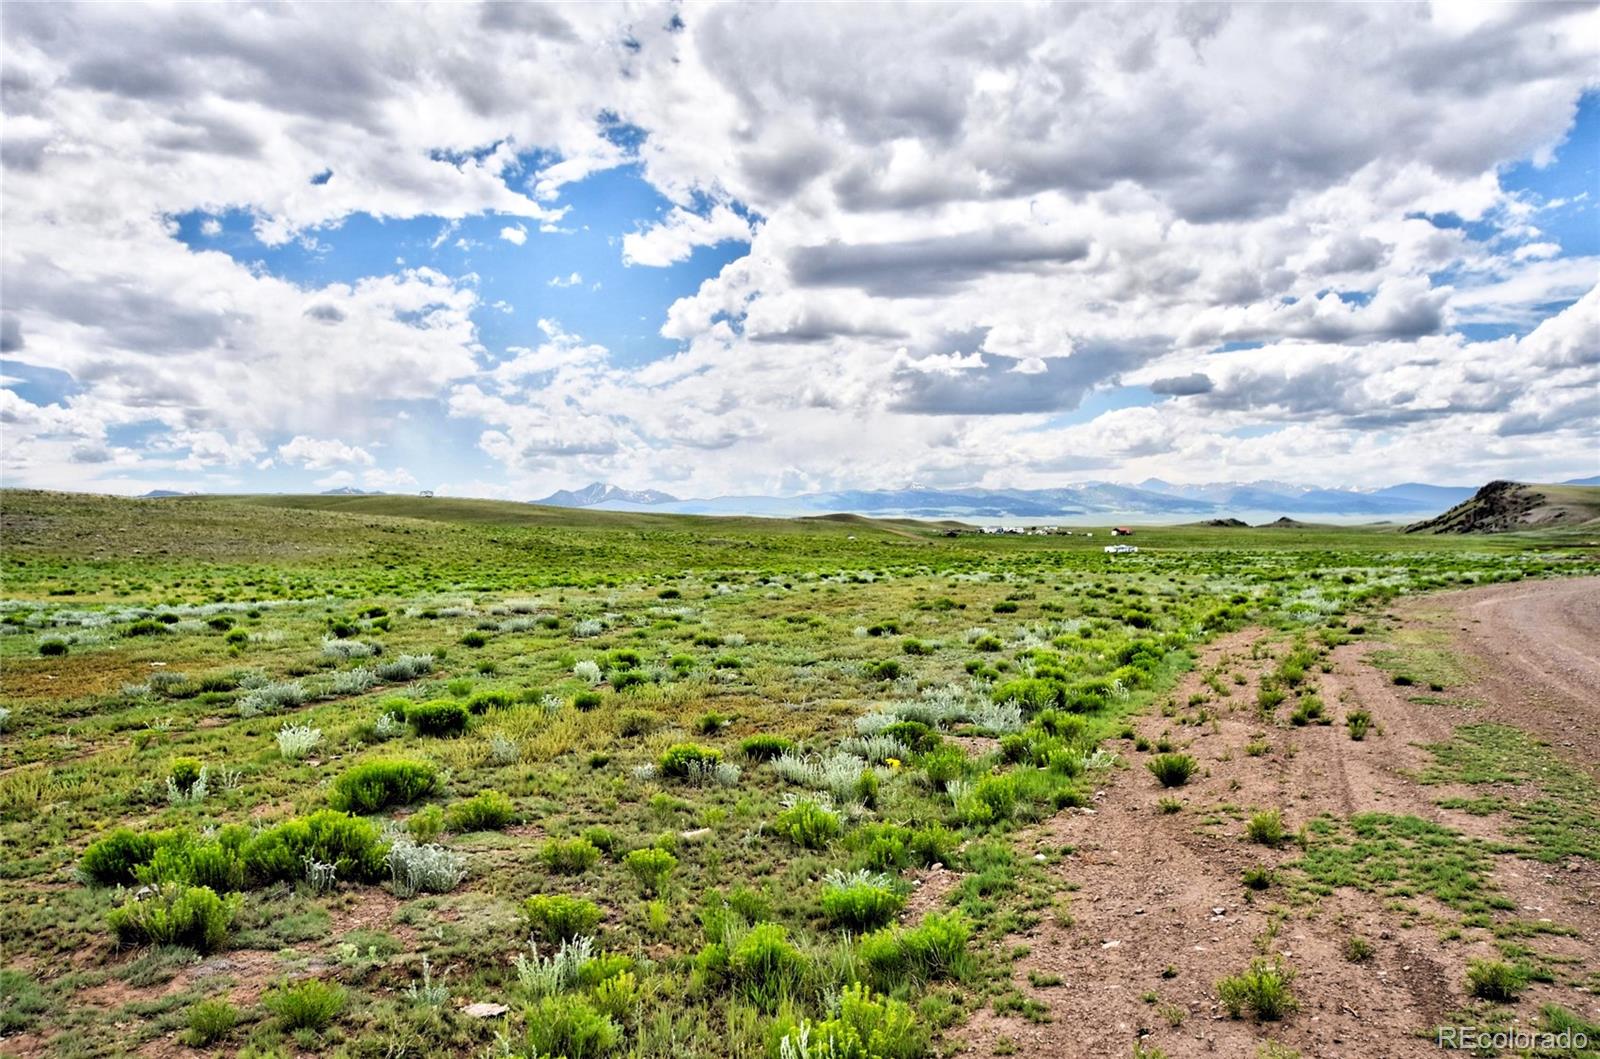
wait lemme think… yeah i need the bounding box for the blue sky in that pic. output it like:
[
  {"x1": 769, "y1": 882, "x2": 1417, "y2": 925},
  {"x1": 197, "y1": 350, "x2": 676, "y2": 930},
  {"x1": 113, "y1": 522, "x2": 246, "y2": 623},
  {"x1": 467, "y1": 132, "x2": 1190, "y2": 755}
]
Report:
[{"x1": 2, "y1": 3, "x2": 1596, "y2": 499}]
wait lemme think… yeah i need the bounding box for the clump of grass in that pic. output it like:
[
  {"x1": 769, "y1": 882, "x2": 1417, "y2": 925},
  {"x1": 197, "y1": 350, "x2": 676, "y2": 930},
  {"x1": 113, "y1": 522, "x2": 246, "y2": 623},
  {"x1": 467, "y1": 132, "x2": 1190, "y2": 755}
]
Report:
[
  {"x1": 262, "y1": 978, "x2": 345, "y2": 1031},
  {"x1": 740, "y1": 734, "x2": 795, "y2": 760},
  {"x1": 777, "y1": 982, "x2": 924, "y2": 1058},
  {"x1": 523, "y1": 993, "x2": 620, "y2": 1058},
  {"x1": 658, "y1": 743, "x2": 722, "y2": 779},
  {"x1": 858, "y1": 912, "x2": 971, "y2": 988},
  {"x1": 1342, "y1": 935, "x2": 1373, "y2": 962},
  {"x1": 181, "y1": 998, "x2": 237, "y2": 1046},
  {"x1": 1216, "y1": 958, "x2": 1297, "y2": 1021},
  {"x1": 774, "y1": 797, "x2": 842, "y2": 849},
  {"x1": 1466, "y1": 958, "x2": 1525, "y2": 1002},
  {"x1": 1158, "y1": 797, "x2": 1183, "y2": 814},
  {"x1": 820, "y1": 869, "x2": 905, "y2": 931},
  {"x1": 1146, "y1": 753, "x2": 1197, "y2": 788},
  {"x1": 1345, "y1": 710, "x2": 1373, "y2": 740},
  {"x1": 38, "y1": 638, "x2": 68, "y2": 657},
  {"x1": 1242, "y1": 866, "x2": 1275, "y2": 891},
  {"x1": 522, "y1": 894, "x2": 602, "y2": 943},
  {"x1": 443, "y1": 790, "x2": 514, "y2": 832},
  {"x1": 1246, "y1": 809, "x2": 1286, "y2": 847},
  {"x1": 543, "y1": 837, "x2": 602, "y2": 875}
]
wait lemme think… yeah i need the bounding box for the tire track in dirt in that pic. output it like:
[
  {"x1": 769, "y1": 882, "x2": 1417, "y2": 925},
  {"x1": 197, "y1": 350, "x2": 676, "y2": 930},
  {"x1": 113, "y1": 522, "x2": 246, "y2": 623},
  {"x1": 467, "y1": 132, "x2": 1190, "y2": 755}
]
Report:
[{"x1": 958, "y1": 578, "x2": 1600, "y2": 1058}]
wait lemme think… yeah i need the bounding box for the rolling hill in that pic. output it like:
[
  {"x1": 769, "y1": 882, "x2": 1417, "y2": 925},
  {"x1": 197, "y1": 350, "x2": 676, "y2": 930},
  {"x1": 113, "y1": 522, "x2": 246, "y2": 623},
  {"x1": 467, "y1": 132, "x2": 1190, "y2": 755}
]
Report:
[{"x1": 1404, "y1": 481, "x2": 1600, "y2": 534}]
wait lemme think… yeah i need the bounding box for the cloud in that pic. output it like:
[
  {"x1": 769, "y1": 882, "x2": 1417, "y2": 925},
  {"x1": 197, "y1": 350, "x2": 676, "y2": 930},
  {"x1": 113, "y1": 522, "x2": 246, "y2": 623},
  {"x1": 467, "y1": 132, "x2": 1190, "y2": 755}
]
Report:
[
  {"x1": 277, "y1": 435, "x2": 376, "y2": 470},
  {"x1": 2, "y1": 2, "x2": 1596, "y2": 495},
  {"x1": 1149, "y1": 373, "x2": 1214, "y2": 396},
  {"x1": 622, "y1": 205, "x2": 753, "y2": 267},
  {"x1": 547, "y1": 272, "x2": 583, "y2": 288}
]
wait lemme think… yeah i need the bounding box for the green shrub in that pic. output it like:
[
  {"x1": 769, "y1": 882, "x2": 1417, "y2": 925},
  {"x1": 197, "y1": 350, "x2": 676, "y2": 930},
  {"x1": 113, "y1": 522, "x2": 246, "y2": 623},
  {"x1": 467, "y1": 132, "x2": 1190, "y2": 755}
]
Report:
[
  {"x1": 38, "y1": 639, "x2": 68, "y2": 657},
  {"x1": 610, "y1": 669, "x2": 651, "y2": 691},
  {"x1": 740, "y1": 734, "x2": 795, "y2": 760},
  {"x1": 658, "y1": 743, "x2": 722, "y2": 778},
  {"x1": 522, "y1": 894, "x2": 603, "y2": 943},
  {"x1": 1216, "y1": 958, "x2": 1297, "y2": 1021},
  {"x1": 107, "y1": 884, "x2": 239, "y2": 953},
  {"x1": 1246, "y1": 809, "x2": 1286, "y2": 847},
  {"x1": 774, "y1": 799, "x2": 841, "y2": 849},
  {"x1": 464, "y1": 689, "x2": 514, "y2": 714},
  {"x1": 624, "y1": 847, "x2": 678, "y2": 894},
  {"x1": 543, "y1": 837, "x2": 602, "y2": 874},
  {"x1": 901, "y1": 638, "x2": 932, "y2": 656},
  {"x1": 327, "y1": 759, "x2": 439, "y2": 813},
  {"x1": 444, "y1": 790, "x2": 515, "y2": 832},
  {"x1": 168, "y1": 757, "x2": 204, "y2": 795},
  {"x1": 263, "y1": 978, "x2": 345, "y2": 1031},
  {"x1": 990, "y1": 678, "x2": 1064, "y2": 713},
  {"x1": 242, "y1": 810, "x2": 389, "y2": 884},
  {"x1": 821, "y1": 872, "x2": 905, "y2": 931},
  {"x1": 1345, "y1": 710, "x2": 1373, "y2": 740},
  {"x1": 728, "y1": 922, "x2": 809, "y2": 1011},
  {"x1": 225, "y1": 628, "x2": 249, "y2": 645},
  {"x1": 137, "y1": 828, "x2": 250, "y2": 892},
  {"x1": 1467, "y1": 959, "x2": 1525, "y2": 1002},
  {"x1": 460, "y1": 630, "x2": 489, "y2": 648},
  {"x1": 524, "y1": 994, "x2": 620, "y2": 1059},
  {"x1": 407, "y1": 804, "x2": 445, "y2": 842},
  {"x1": 867, "y1": 659, "x2": 901, "y2": 681},
  {"x1": 777, "y1": 982, "x2": 926, "y2": 1059},
  {"x1": 582, "y1": 826, "x2": 622, "y2": 858},
  {"x1": 182, "y1": 998, "x2": 237, "y2": 1046},
  {"x1": 1146, "y1": 753, "x2": 1197, "y2": 788},
  {"x1": 882, "y1": 720, "x2": 940, "y2": 754},
  {"x1": 920, "y1": 745, "x2": 968, "y2": 789},
  {"x1": 125, "y1": 619, "x2": 168, "y2": 637},
  {"x1": 859, "y1": 912, "x2": 970, "y2": 987},
  {"x1": 406, "y1": 701, "x2": 469, "y2": 737},
  {"x1": 573, "y1": 690, "x2": 604, "y2": 711},
  {"x1": 82, "y1": 828, "x2": 159, "y2": 885}
]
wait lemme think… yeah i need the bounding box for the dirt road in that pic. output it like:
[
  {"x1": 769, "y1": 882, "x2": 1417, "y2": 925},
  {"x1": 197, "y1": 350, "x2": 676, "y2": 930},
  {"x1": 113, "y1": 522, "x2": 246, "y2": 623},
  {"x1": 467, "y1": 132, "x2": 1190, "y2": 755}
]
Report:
[{"x1": 958, "y1": 576, "x2": 1599, "y2": 1059}]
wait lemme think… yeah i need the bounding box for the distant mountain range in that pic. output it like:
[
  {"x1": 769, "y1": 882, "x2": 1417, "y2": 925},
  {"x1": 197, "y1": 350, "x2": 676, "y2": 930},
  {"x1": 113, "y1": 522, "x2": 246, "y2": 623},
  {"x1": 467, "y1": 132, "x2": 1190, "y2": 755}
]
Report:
[{"x1": 528, "y1": 478, "x2": 1600, "y2": 520}]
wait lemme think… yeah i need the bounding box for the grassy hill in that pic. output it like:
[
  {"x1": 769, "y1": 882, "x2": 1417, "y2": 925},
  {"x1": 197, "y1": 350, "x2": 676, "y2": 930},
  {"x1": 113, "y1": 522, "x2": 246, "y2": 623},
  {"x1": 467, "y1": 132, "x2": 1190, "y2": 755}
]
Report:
[{"x1": 1405, "y1": 481, "x2": 1600, "y2": 534}]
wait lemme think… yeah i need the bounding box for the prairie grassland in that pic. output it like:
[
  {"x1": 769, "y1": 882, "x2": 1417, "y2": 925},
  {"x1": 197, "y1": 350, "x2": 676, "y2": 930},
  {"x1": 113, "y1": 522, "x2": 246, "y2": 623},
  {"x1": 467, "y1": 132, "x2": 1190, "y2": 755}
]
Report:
[{"x1": 1, "y1": 489, "x2": 1595, "y2": 1058}]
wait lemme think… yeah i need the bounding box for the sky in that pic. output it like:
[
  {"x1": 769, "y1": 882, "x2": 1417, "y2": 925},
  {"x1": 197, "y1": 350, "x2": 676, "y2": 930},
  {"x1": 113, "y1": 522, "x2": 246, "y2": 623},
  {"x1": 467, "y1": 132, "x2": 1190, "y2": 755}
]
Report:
[{"x1": 1, "y1": 2, "x2": 1597, "y2": 500}]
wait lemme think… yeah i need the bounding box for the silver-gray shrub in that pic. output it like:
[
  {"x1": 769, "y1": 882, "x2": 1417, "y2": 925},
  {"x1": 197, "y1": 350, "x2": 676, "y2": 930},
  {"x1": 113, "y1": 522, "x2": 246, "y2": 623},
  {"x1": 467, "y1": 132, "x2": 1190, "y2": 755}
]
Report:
[
  {"x1": 839, "y1": 733, "x2": 910, "y2": 764},
  {"x1": 970, "y1": 698, "x2": 1025, "y2": 734},
  {"x1": 373, "y1": 712, "x2": 407, "y2": 741},
  {"x1": 387, "y1": 838, "x2": 466, "y2": 897},
  {"x1": 771, "y1": 751, "x2": 868, "y2": 803},
  {"x1": 0, "y1": 706, "x2": 10, "y2": 733},
  {"x1": 238, "y1": 680, "x2": 306, "y2": 717},
  {"x1": 573, "y1": 618, "x2": 604, "y2": 638},
  {"x1": 487, "y1": 732, "x2": 520, "y2": 766},
  {"x1": 573, "y1": 660, "x2": 602, "y2": 685},
  {"x1": 329, "y1": 667, "x2": 376, "y2": 696},
  {"x1": 276, "y1": 722, "x2": 323, "y2": 759},
  {"x1": 685, "y1": 758, "x2": 741, "y2": 788},
  {"x1": 376, "y1": 654, "x2": 433, "y2": 682},
  {"x1": 323, "y1": 638, "x2": 376, "y2": 659},
  {"x1": 515, "y1": 935, "x2": 595, "y2": 996}
]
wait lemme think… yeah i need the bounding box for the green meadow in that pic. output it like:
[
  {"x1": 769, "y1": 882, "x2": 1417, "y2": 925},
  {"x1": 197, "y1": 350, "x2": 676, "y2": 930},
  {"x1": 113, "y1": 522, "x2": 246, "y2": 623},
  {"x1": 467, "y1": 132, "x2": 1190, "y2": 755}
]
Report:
[{"x1": 1, "y1": 489, "x2": 1595, "y2": 1058}]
